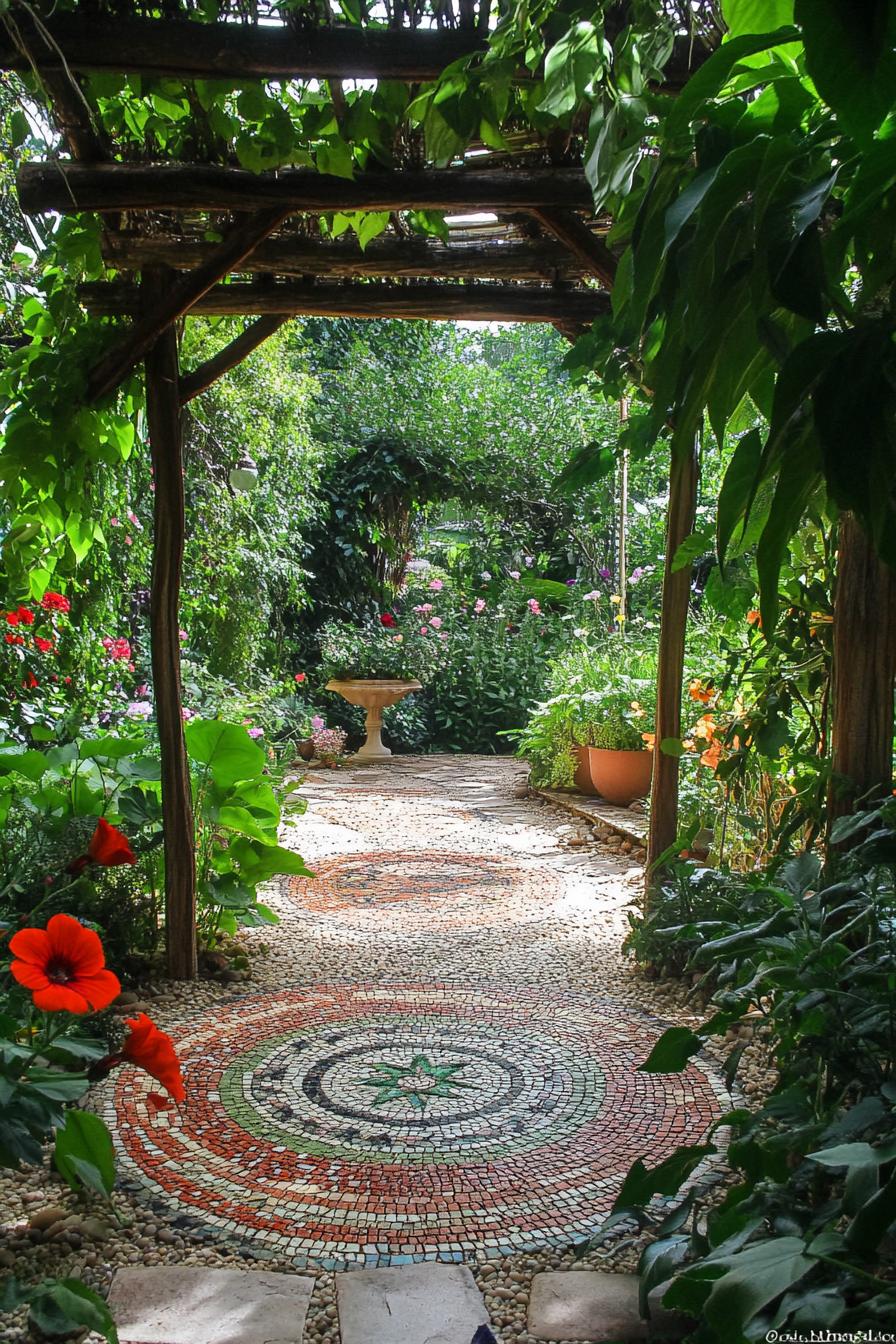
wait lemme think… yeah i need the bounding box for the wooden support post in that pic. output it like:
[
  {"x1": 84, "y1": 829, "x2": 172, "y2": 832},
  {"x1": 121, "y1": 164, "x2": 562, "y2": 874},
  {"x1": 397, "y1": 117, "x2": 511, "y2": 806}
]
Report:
[
  {"x1": 618, "y1": 398, "x2": 629, "y2": 629},
  {"x1": 646, "y1": 438, "x2": 700, "y2": 878},
  {"x1": 828, "y1": 513, "x2": 896, "y2": 838},
  {"x1": 87, "y1": 207, "x2": 290, "y2": 404},
  {"x1": 180, "y1": 315, "x2": 288, "y2": 404},
  {"x1": 144, "y1": 271, "x2": 197, "y2": 980}
]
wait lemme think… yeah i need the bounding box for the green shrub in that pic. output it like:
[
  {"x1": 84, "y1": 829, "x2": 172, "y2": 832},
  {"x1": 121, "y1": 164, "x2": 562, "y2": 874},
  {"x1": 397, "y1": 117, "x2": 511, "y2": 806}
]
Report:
[{"x1": 606, "y1": 803, "x2": 896, "y2": 1337}]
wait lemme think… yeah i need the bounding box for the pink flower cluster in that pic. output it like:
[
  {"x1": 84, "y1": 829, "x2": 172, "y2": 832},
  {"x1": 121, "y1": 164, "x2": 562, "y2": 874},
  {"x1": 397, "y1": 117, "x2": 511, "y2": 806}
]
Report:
[
  {"x1": 102, "y1": 636, "x2": 132, "y2": 662},
  {"x1": 313, "y1": 725, "x2": 348, "y2": 764}
]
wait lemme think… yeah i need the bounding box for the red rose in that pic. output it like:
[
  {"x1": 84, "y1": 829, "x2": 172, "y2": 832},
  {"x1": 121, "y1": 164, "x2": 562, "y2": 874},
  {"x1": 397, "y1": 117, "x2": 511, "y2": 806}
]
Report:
[
  {"x1": 294, "y1": 672, "x2": 306, "y2": 683},
  {"x1": 34, "y1": 636, "x2": 54, "y2": 654},
  {"x1": 380, "y1": 612, "x2": 397, "y2": 628},
  {"x1": 17, "y1": 606, "x2": 34, "y2": 626}
]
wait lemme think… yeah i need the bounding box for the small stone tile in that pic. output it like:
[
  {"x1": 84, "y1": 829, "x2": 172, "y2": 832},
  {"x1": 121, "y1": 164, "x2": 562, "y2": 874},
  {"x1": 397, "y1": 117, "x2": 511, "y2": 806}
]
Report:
[
  {"x1": 336, "y1": 1262, "x2": 490, "y2": 1344},
  {"x1": 107, "y1": 1266, "x2": 314, "y2": 1344},
  {"x1": 527, "y1": 1271, "x2": 687, "y2": 1342}
]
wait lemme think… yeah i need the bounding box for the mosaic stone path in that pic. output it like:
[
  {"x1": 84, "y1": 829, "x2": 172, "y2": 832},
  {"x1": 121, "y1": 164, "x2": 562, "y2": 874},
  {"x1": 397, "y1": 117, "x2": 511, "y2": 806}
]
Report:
[{"x1": 102, "y1": 757, "x2": 727, "y2": 1272}]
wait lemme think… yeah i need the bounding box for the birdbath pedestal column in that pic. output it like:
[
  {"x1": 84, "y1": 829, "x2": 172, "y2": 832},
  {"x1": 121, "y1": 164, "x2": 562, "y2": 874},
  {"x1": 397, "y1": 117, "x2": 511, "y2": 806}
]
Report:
[{"x1": 326, "y1": 678, "x2": 422, "y2": 759}]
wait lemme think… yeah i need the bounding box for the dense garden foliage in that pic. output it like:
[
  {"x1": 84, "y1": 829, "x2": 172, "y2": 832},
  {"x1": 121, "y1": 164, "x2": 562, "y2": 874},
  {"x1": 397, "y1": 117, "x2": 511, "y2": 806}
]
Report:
[{"x1": 1, "y1": 0, "x2": 896, "y2": 1337}]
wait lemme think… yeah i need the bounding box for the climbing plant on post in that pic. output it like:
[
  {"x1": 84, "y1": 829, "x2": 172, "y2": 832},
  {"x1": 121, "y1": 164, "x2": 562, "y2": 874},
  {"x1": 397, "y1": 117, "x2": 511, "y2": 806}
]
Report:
[{"x1": 143, "y1": 269, "x2": 197, "y2": 980}]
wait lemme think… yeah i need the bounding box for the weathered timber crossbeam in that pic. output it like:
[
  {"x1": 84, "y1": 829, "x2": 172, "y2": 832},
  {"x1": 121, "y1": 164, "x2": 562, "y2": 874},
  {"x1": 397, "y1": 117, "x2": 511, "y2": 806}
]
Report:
[
  {"x1": 18, "y1": 163, "x2": 593, "y2": 216},
  {"x1": 86, "y1": 207, "x2": 290, "y2": 403},
  {"x1": 79, "y1": 279, "x2": 609, "y2": 325},
  {"x1": 0, "y1": 13, "x2": 707, "y2": 87},
  {"x1": 0, "y1": 14, "x2": 486, "y2": 82},
  {"x1": 102, "y1": 232, "x2": 589, "y2": 282}
]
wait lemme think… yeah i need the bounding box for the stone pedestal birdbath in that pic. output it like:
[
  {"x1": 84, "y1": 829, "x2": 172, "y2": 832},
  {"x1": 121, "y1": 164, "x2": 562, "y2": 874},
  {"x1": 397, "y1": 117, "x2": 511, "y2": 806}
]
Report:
[{"x1": 326, "y1": 678, "x2": 422, "y2": 759}]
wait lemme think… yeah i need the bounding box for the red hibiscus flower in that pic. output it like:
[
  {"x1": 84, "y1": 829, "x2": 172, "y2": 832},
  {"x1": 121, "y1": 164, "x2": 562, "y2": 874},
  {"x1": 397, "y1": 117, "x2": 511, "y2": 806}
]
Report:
[
  {"x1": 17, "y1": 606, "x2": 34, "y2": 626},
  {"x1": 9, "y1": 913, "x2": 121, "y2": 1014},
  {"x1": 88, "y1": 818, "x2": 136, "y2": 867},
  {"x1": 41, "y1": 592, "x2": 71, "y2": 613},
  {"x1": 380, "y1": 612, "x2": 397, "y2": 628},
  {"x1": 67, "y1": 818, "x2": 137, "y2": 876},
  {"x1": 5, "y1": 610, "x2": 19, "y2": 626},
  {"x1": 122, "y1": 1013, "x2": 186, "y2": 1110},
  {"x1": 33, "y1": 636, "x2": 54, "y2": 654}
]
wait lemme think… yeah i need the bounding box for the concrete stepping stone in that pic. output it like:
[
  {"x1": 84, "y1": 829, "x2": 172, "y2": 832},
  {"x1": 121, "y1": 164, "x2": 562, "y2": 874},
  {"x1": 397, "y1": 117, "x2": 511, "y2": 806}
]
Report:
[
  {"x1": 336, "y1": 1262, "x2": 491, "y2": 1344},
  {"x1": 107, "y1": 1266, "x2": 315, "y2": 1344},
  {"x1": 527, "y1": 1271, "x2": 688, "y2": 1342}
]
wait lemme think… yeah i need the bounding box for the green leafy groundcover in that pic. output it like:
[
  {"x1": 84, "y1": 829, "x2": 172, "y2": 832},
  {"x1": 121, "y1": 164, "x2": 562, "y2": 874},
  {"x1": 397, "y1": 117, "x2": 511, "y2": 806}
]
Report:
[{"x1": 610, "y1": 803, "x2": 896, "y2": 1339}]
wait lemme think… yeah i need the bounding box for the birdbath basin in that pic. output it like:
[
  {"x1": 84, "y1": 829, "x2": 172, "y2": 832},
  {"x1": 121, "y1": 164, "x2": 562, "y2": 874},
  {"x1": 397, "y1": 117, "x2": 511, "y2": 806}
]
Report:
[{"x1": 326, "y1": 678, "x2": 422, "y2": 759}]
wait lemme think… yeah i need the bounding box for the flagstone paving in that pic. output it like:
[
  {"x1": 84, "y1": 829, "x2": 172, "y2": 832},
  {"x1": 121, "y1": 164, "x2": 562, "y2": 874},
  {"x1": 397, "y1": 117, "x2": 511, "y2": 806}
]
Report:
[{"x1": 100, "y1": 757, "x2": 727, "y2": 1272}]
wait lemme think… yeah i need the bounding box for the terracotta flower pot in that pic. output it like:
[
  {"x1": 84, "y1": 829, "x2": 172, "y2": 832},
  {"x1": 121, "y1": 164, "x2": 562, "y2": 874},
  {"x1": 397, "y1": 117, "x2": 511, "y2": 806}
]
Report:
[
  {"x1": 297, "y1": 738, "x2": 314, "y2": 761},
  {"x1": 573, "y1": 743, "x2": 597, "y2": 795},
  {"x1": 587, "y1": 746, "x2": 653, "y2": 806}
]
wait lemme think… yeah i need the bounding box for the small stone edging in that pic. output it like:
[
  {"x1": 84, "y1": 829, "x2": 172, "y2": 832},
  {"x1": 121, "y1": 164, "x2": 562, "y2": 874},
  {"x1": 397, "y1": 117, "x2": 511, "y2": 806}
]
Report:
[{"x1": 529, "y1": 784, "x2": 648, "y2": 861}]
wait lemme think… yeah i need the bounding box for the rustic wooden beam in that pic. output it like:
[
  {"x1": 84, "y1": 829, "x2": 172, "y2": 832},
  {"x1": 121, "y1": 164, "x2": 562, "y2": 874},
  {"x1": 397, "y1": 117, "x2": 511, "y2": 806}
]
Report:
[
  {"x1": 646, "y1": 436, "x2": 700, "y2": 878},
  {"x1": 102, "y1": 232, "x2": 587, "y2": 282},
  {"x1": 79, "y1": 278, "x2": 610, "y2": 324},
  {"x1": 19, "y1": 162, "x2": 594, "y2": 216},
  {"x1": 0, "y1": 14, "x2": 486, "y2": 83},
  {"x1": 144, "y1": 268, "x2": 197, "y2": 981},
  {"x1": 827, "y1": 513, "x2": 896, "y2": 842},
  {"x1": 86, "y1": 207, "x2": 290, "y2": 403},
  {"x1": 0, "y1": 14, "x2": 707, "y2": 87},
  {"x1": 531, "y1": 207, "x2": 617, "y2": 289},
  {"x1": 179, "y1": 315, "x2": 289, "y2": 403}
]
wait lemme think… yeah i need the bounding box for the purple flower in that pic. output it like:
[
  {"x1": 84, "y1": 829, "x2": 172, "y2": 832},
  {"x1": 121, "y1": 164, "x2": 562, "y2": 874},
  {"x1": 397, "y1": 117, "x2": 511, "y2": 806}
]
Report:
[
  {"x1": 598, "y1": 567, "x2": 612, "y2": 581},
  {"x1": 565, "y1": 578, "x2": 577, "y2": 586},
  {"x1": 311, "y1": 715, "x2": 324, "y2": 731},
  {"x1": 247, "y1": 726, "x2": 264, "y2": 739},
  {"x1": 629, "y1": 567, "x2": 645, "y2": 585}
]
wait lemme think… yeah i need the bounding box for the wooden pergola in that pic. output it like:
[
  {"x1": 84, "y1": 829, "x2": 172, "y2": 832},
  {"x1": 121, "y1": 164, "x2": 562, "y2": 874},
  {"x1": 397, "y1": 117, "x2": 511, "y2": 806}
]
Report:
[{"x1": 3, "y1": 1, "x2": 710, "y2": 977}]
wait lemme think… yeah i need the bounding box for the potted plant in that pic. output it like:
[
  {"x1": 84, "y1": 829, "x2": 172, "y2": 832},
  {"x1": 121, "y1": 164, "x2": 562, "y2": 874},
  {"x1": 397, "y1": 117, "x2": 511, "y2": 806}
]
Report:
[
  {"x1": 319, "y1": 615, "x2": 434, "y2": 758},
  {"x1": 579, "y1": 680, "x2": 655, "y2": 806}
]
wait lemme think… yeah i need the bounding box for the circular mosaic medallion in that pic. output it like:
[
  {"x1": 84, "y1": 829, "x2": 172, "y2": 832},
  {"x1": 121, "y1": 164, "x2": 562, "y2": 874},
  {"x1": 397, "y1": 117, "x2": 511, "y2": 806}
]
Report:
[
  {"x1": 289, "y1": 850, "x2": 565, "y2": 933},
  {"x1": 108, "y1": 982, "x2": 726, "y2": 1267}
]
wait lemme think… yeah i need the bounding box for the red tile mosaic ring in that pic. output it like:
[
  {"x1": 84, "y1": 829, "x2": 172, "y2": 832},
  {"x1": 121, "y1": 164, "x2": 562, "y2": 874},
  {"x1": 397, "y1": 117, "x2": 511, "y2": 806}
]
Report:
[
  {"x1": 104, "y1": 981, "x2": 727, "y2": 1269},
  {"x1": 288, "y1": 850, "x2": 570, "y2": 933}
]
